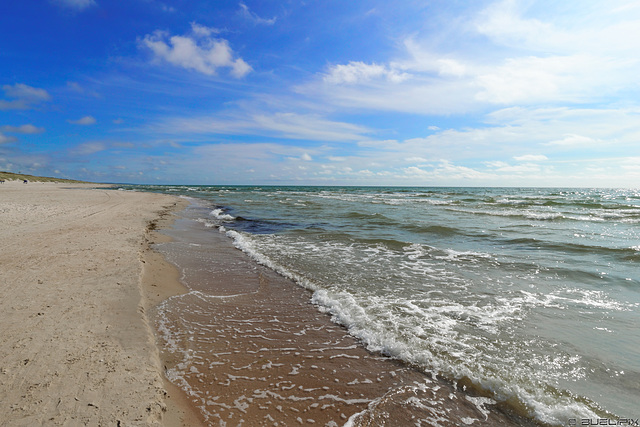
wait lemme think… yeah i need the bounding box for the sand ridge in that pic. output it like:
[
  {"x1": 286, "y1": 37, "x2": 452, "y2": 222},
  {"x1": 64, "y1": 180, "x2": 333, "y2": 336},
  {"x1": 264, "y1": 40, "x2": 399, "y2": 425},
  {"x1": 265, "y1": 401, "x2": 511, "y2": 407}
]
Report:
[{"x1": 0, "y1": 182, "x2": 184, "y2": 426}]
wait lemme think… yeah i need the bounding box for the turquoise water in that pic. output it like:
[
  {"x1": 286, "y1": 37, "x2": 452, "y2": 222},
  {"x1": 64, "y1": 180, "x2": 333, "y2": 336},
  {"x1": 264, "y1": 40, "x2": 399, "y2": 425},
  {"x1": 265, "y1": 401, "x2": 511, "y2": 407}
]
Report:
[{"x1": 131, "y1": 186, "x2": 640, "y2": 425}]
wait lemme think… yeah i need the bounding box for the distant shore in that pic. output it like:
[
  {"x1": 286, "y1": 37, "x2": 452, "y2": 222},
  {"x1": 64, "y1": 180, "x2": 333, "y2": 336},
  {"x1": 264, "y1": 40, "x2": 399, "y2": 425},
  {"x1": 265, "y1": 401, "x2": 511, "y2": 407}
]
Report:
[
  {"x1": 0, "y1": 181, "x2": 197, "y2": 425},
  {"x1": 0, "y1": 171, "x2": 89, "y2": 184}
]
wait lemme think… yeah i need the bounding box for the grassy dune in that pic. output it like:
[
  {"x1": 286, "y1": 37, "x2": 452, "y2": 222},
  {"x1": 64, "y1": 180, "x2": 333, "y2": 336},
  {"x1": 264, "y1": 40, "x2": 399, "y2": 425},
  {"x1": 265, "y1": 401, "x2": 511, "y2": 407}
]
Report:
[{"x1": 0, "y1": 171, "x2": 89, "y2": 183}]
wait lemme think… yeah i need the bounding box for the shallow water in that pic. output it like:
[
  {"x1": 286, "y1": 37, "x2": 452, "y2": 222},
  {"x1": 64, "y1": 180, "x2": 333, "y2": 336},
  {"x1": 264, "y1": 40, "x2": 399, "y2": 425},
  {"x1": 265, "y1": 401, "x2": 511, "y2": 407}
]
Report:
[{"x1": 132, "y1": 186, "x2": 640, "y2": 425}]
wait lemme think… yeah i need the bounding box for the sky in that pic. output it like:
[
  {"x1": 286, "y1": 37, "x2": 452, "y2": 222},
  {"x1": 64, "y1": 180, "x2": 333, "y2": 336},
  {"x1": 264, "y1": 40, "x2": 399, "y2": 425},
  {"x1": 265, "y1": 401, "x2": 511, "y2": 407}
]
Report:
[{"x1": 1, "y1": 0, "x2": 640, "y2": 186}]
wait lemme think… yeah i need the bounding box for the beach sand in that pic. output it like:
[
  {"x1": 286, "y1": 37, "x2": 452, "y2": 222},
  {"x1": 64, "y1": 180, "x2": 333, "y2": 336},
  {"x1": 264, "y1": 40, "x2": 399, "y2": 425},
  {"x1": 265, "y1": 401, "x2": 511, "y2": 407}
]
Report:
[{"x1": 0, "y1": 181, "x2": 192, "y2": 426}]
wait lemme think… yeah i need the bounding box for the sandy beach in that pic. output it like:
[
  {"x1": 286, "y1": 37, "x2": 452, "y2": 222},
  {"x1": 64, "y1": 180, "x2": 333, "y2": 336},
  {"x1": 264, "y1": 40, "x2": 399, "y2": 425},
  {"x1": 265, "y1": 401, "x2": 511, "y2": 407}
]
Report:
[{"x1": 0, "y1": 181, "x2": 191, "y2": 426}]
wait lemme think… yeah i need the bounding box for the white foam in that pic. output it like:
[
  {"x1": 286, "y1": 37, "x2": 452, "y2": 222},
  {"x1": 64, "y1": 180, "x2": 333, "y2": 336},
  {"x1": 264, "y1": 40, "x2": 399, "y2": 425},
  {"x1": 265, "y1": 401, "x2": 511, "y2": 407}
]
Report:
[
  {"x1": 224, "y1": 230, "x2": 319, "y2": 292},
  {"x1": 210, "y1": 208, "x2": 235, "y2": 221}
]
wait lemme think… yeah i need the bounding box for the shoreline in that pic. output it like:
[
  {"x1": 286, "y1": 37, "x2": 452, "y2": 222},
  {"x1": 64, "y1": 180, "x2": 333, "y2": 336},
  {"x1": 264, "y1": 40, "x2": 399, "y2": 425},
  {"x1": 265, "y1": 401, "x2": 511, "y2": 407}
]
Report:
[
  {"x1": 149, "y1": 198, "x2": 535, "y2": 426},
  {"x1": 0, "y1": 182, "x2": 538, "y2": 425},
  {"x1": 139, "y1": 198, "x2": 208, "y2": 426},
  {"x1": 0, "y1": 182, "x2": 197, "y2": 425}
]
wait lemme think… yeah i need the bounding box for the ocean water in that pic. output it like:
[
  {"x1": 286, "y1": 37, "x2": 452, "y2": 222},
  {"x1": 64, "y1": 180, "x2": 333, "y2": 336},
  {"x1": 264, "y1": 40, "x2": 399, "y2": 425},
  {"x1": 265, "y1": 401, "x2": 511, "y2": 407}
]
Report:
[{"x1": 132, "y1": 186, "x2": 640, "y2": 425}]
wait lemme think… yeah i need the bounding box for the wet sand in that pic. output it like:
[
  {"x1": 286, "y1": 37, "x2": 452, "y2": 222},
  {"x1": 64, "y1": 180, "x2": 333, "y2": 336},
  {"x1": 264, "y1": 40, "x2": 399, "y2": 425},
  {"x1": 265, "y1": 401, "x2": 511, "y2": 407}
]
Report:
[
  {"x1": 149, "y1": 201, "x2": 535, "y2": 426},
  {"x1": 0, "y1": 181, "x2": 190, "y2": 425}
]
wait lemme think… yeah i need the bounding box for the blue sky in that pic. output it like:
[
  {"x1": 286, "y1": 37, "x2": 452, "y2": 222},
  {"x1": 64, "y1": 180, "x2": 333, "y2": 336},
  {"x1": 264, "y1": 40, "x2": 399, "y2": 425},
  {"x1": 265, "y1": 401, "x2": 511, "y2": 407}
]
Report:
[{"x1": 1, "y1": 0, "x2": 640, "y2": 186}]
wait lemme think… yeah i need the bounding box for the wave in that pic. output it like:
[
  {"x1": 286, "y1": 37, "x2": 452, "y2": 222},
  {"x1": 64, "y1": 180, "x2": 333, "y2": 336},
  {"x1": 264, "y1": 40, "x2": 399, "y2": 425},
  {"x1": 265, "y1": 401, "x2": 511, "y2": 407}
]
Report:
[
  {"x1": 402, "y1": 224, "x2": 464, "y2": 237},
  {"x1": 210, "y1": 208, "x2": 235, "y2": 221},
  {"x1": 343, "y1": 211, "x2": 392, "y2": 222},
  {"x1": 445, "y1": 206, "x2": 639, "y2": 223},
  {"x1": 503, "y1": 237, "x2": 639, "y2": 259},
  {"x1": 309, "y1": 285, "x2": 607, "y2": 425}
]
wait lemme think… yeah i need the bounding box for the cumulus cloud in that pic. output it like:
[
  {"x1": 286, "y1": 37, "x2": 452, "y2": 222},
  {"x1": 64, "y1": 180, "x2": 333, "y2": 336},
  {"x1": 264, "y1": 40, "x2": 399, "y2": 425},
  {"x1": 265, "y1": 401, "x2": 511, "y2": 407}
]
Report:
[
  {"x1": 405, "y1": 156, "x2": 428, "y2": 163},
  {"x1": 403, "y1": 161, "x2": 493, "y2": 182},
  {"x1": 140, "y1": 23, "x2": 252, "y2": 78},
  {"x1": 0, "y1": 133, "x2": 18, "y2": 144},
  {"x1": 0, "y1": 84, "x2": 51, "y2": 110},
  {"x1": 3, "y1": 83, "x2": 51, "y2": 101},
  {"x1": 0, "y1": 124, "x2": 45, "y2": 134},
  {"x1": 324, "y1": 61, "x2": 409, "y2": 85},
  {"x1": 68, "y1": 116, "x2": 97, "y2": 125},
  {"x1": 304, "y1": 1, "x2": 640, "y2": 114}
]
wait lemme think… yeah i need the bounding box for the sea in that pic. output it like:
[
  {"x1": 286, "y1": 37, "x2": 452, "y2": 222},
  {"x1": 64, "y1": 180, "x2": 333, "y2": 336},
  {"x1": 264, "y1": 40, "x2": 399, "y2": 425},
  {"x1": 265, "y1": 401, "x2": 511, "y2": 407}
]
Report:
[{"x1": 127, "y1": 185, "x2": 640, "y2": 425}]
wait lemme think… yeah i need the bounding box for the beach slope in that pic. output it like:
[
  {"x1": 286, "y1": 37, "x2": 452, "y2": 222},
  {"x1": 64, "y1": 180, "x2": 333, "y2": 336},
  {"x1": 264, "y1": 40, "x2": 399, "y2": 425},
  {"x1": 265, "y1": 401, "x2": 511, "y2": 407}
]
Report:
[{"x1": 0, "y1": 182, "x2": 181, "y2": 426}]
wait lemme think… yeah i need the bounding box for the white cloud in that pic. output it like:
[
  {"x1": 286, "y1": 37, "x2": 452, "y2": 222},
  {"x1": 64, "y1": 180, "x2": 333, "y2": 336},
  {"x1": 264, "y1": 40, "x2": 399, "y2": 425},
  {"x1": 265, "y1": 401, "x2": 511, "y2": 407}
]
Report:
[
  {"x1": 152, "y1": 112, "x2": 370, "y2": 142},
  {"x1": 475, "y1": 0, "x2": 555, "y2": 50},
  {"x1": 0, "y1": 124, "x2": 45, "y2": 134},
  {"x1": 301, "y1": 153, "x2": 313, "y2": 161},
  {"x1": 0, "y1": 133, "x2": 18, "y2": 144},
  {"x1": 475, "y1": 54, "x2": 629, "y2": 105},
  {"x1": 396, "y1": 39, "x2": 469, "y2": 77},
  {"x1": 485, "y1": 161, "x2": 510, "y2": 168},
  {"x1": 403, "y1": 161, "x2": 493, "y2": 182},
  {"x1": 68, "y1": 116, "x2": 97, "y2": 125},
  {"x1": 405, "y1": 156, "x2": 428, "y2": 163},
  {"x1": 476, "y1": 0, "x2": 640, "y2": 55},
  {"x1": 514, "y1": 154, "x2": 548, "y2": 162},
  {"x1": 545, "y1": 134, "x2": 597, "y2": 147},
  {"x1": 73, "y1": 142, "x2": 106, "y2": 155},
  {"x1": 66, "y1": 81, "x2": 100, "y2": 98},
  {"x1": 239, "y1": 2, "x2": 277, "y2": 25},
  {"x1": 190, "y1": 22, "x2": 220, "y2": 37},
  {"x1": 324, "y1": 61, "x2": 409, "y2": 85},
  {"x1": 3, "y1": 83, "x2": 51, "y2": 101},
  {"x1": 71, "y1": 141, "x2": 134, "y2": 156},
  {"x1": 187, "y1": 143, "x2": 319, "y2": 181},
  {"x1": 0, "y1": 100, "x2": 25, "y2": 111},
  {"x1": 302, "y1": 1, "x2": 640, "y2": 114},
  {"x1": 0, "y1": 84, "x2": 51, "y2": 110},
  {"x1": 342, "y1": 103, "x2": 640, "y2": 185},
  {"x1": 140, "y1": 24, "x2": 252, "y2": 78},
  {"x1": 251, "y1": 113, "x2": 367, "y2": 141},
  {"x1": 495, "y1": 163, "x2": 541, "y2": 172},
  {"x1": 230, "y1": 58, "x2": 252, "y2": 78}
]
